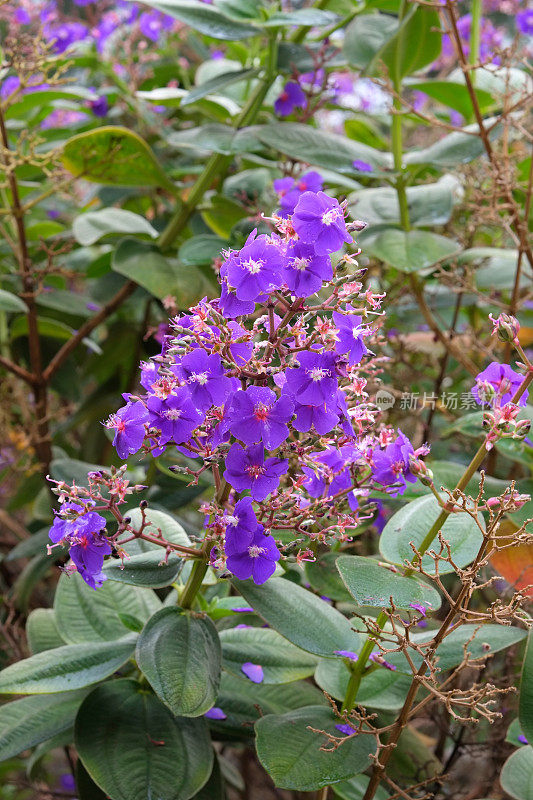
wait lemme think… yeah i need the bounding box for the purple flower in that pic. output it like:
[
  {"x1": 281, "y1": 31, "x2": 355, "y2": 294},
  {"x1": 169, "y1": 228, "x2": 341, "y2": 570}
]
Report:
[
  {"x1": 352, "y1": 160, "x2": 373, "y2": 173},
  {"x1": 139, "y1": 10, "x2": 172, "y2": 41},
  {"x1": 371, "y1": 430, "x2": 416, "y2": 497},
  {"x1": 224, "y1": 496, "x2": 259, "y2": 539},
  {"x1": 284, "y1": 241, "x2": 332, "y2": 297},
  {"x1": 291, "y1": 401, "x2": 339, "y2": 435},
  {"x1": 369, "y1": 652, "x2": 396, "y2": 671},
  {"x1": 14, "y1": 8, "x2": 31, "y2": 24},
  {"x1": 0, "y1": 76, "x2": 20, "y2": 100},
  {"x1": 241, "y1": 662, "x2": 264, "y2": 683},
  {"x1": 517, "y1": 9, "x2": 533, "y2": 35},
  {"x1": 286, "y1": 351, "x2": 338, "y2": 406},
  {"x1": 204, "y1": 707, "x2": 227, "y2": 720},
  {"x1": 49, "y1": 502, "x2": 110, "y2": 590},
  {"x1": 106, "y1": 402, "x2": 149, "y2": 460},
  {"x1": 176, "y1": 349, "x2": 232, "y2": 410},
  {"x1": 44, "y1": 22, "x2": 88, "y2": 53},
  {"x1": 302, "y1": 446, "x2": 358, "y2": 509},
  {"x1": 273, "y1": 171, "x2": 323, "y2": 216},
  {"x1": 226, "y1": 523, "x2": 280, "y2": 584},
  {"x1": 274, "y1": 81, "x2": 306, "y2": 117},
  {"x1": 223, "y1": 234, "x2": 284, "y2": 302},
  {"x1": 223, "y1": 443, "x2": 287, "y2": 501},
  {"x1": 335, "y1": 723, "x2": 354, "y2": 736},
  {"x1": 472, "y1": 362, "x2": 528, "y2": 407},
  {"x1": 89, "y1": 95, "x2": 108, "y2": 117},
  {"x1": 146, "y1": 387, "x2": 203, "y2": 446},
  {"x1": 409, "y1": 602, "x2": 427, "y2": 617},
  {"x1": 333, "y1": 308, "x2": 370, "y2": 365},
  {"x1": 227, "y1": 386, "x2": 294, "y2": 450},
  {"x1": 292, "y1": 192, "x2": 352, "y2": 255},
  {"x1": 334, "y1": 650, "x2": 358, "y2": 662},
  {"x1": 518, "y1": 734, "x2": 529, "y2": 745},
  {"x1": 219, "y1": 280, "x2": 256, "y2": 319}
]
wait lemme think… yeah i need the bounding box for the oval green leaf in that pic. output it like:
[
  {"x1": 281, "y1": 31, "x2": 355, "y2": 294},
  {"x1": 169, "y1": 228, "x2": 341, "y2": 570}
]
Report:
[
  {"x1": 0, "y1": 637, "x2": 136, "y2": 694},
  {"x1": 336, "y1": 555, "x2": 441, "y2": 611},
  {"x1": 500, "y1": 747, "x2": 533, "y2": 800},
  {"x1": 73, "y1": 208, "x2": 158, "y2": 246},
  {"x1": 255, "y1": 705, "x2": 376, "y2": 791},
  {"x1": 62, "y1": 126, "x2": 175, "y2": 191},
  {"x1": 75, "y1": 679, "x2": 214, "y2": 800},
  {"x1": 379, "y1": 494, "x2": 484, "y2": 574},
  {"x1": 366, "y1": 229, "x2": 460, "y2": 272},
  {"x1": 519, "y1": 630, "x2": 533, "y2": 744},
  {"x1": 136, "y1": 607, "x2": 221, "y2": 717},
  {"x1": 220, "y1": 627, "x2": 318, "y2": 684},
  {"x1": 103, "y1": 551, "x2": 183, "y2": 588},
  {"x1": 232, "y1": 576, "x2": 361, "y2": 658}
]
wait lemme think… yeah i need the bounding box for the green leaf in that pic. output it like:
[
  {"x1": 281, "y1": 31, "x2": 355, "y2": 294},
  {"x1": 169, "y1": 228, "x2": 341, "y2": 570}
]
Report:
[
  {"x1": 0, "y1": 691, "x2": 87, "y2": 762},
  {"x1": 386, "y1": 624, "x2": 527, "y2": 675},
  {"x1": 190, "y1": 756, "x2": 225, "y2": 800},
  {"x1": 336, "y1": 556, "x2": 441, "y2": 611},
  {"x1": 136, "y1": 607, "x2": 221, "y2": 717},
  {"x1": 343, "y1": 14, "x2": 399, "y2": 70},
  {"x1": 404, "y1": 117, "x2": 503, "y2": 167},
  {"x1": 507, "y1": 718, "x2": 528, "y2": 748},
  {"x1": 366, "y1": 230, "x2": 460, "y2": 272},
  {"x1": 103, "y1": 551, "x2": 183, "y2": 588},
  {"x1": 407, "y1": 79, "x2": 494, "y2": 119},
  {"x1": 62, "y1": 126, "x2": 174, "y2": 191},
  {"x1": 167, "y1": 123, "x2": 262, "y2": 155},
  {"x1": 220, "y1": 627, "x2": 318, "y2": 684},
  {"x1": 182, "y1": 68, "x2": 259, "y2": 106},
  {"x1": 232, "y1": 576, "x2": 361, "y2": 658},
  {"x1": 54, "y1": 572, "x2": 160, "y2": 644},
  {"x1": 315, "y1": 658, "x2": 411, "y2": 710},
  {"x1": 520, "y1": 631, "x2": 533, "y2": 744},
  {"x1": 263, "y1": 9, "x2": 339, "y2": 26},
  {"x1": 378, "y1": 6, "x2": 441, "y2": 81},
  {"x1": 379, "y1": 494, "x2": 484, "y2": 574},
  {"x1": 0, "y1": 289, "x2": 27, "y2": 313},
  {"x1": 333, "y1": 774, "x2": 390, "y2": 800},
  {"x1": 73, "y1": 209, "x2": 158, "y2": 246},
  {"x1": 141, "y1": 0, "x2": 259, "y2": 39},
  {"x1": 0, "y1": 637, "x2": 136, "y2": 694},
  {"x1": 75, "y1": 679, "x2": 214, "y2": 800},
  {"x1": 112, "y1": 238, "x2": 215, "y2": 304},
  {"x1": 500, "y1": 747, "x2": 533, "y2": 800},
  {"x1": 36, "y1": 289, "x2": 93, "y2": 318},
  {"x1": 178, "y1": 234, "x2": 225, "y2": 266},
  {"x1": 255, "y1": 705, "x2": 375, "y2": 791},
  {"x1": 76, "y1": 761, "x2": 109, "y2": 800},
  {"x1": 26, "y1": 608, "x2": 65, "y2": 654},
  {"x1": 304, "y1": 553, "x2": 353, "y2": 603},
  {"x1": 10, "y1": 315, "x2": 73, "y2": 342},
  {"x1": 349, "y1": 176, "x2": 460, "y2": 228},
  {"x1": 255, "y1": 123, "x2": 391, "y2": 174}
]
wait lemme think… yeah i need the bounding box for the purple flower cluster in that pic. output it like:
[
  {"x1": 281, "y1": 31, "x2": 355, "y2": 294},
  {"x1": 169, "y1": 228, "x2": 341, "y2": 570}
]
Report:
[
  {"x1": 49, "y1": 501, "x2": 110, "y2": 589},
  {"x1": 472, "y1": 362, "x2": 529, "y2": 408}
]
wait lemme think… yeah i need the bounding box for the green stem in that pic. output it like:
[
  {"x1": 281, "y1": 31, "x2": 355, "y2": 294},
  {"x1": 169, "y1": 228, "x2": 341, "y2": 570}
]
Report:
[
  {"x1": 341, "y1": 611, "x2": 387, "y2": 711},
  {"x1": 179, "y1": 556, "x2": 209, "y2": 609},
  {"x1": 469, "y1": 0, "x2": 482, "y2": 83},
  {"x1": 157, "y1": 35, "x2": 279, "y2": 252}
]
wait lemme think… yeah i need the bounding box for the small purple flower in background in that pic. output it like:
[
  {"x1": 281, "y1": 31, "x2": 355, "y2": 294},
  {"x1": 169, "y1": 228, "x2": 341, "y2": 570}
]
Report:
[
  {"x1": 409, "y1": 602, "x2": 427, "y2": 617},
  {"x1": 227, "y1": 386, "x2": 294, "y2": 450},
  {"x1": 335, "y1": 723, "x2": 354, "y2": 736},
  {"x1": 284, "y1": 241, "x2": 332, "y2": 297},
  {"x1": 293, "y1": 192, "x2": 352, "y2": 255},
  {"x1": 106, "y1": 401, "x2": 149, "y2": 460},
  {"x1": 226, "y1": 524, "x2": 280, "y2": 584},
  {"x1": 44, "y1": 21, "x2": 88, "y2": 53},
  {"x1": 139, "y1": 10, "x2": 173, "y2": 41},
  {"x1": 89, "y1": 94, "x2": 108, "y2": 117},
  {"x1": 333, "y1": 308, "x2": 370, "y2": 366},
  {"x1": 204, "y1": 707, "x2": 227, "y2": 720},
  {"x1": 41, "y1": 109, "x2": 88, "y2": 129},
  {"x1": 274, "y1": 81, "x2": 306, "y2": 117},
  {"x1": 241, "y1": 662, "x2": 264, "y2": 683},
  {"x1": 472, "y1": 362, "x2": 528, "y2": 407},
  {"x1": 517, "y1": 8, "x2": 533, "y2": 35},
  {"x1": 274, "y1": 171, "x2": 323, "y2": 216},
  {"x1": 223, "y1": 443, "x2": 288, "y2": 501},
  {"x1": 371, "y1": 430, "x2": 416, "y2": 497},
  {"x1": 14, "y1": 7, "x2": 31, "y2": 24},
  {"x1": 369, "y1": 652, "x2": 397, "y2": 671},
  {"x1": 352, "y1": 160, "x2": 373, "y2": 173},
  {"x1": 176, "y1": 349, "x2": 232, "y2": 410},
  {"x1": 1, "y1": 76, "x2": 20, "y2": 100},
  {"x1": 286, "y1": 351, "x2": 338, "y2": 406},
  {"x1": 334, "y1": 650, "x2": 359, "y2": 662},
  {"x1": 518, "y1": 734, "x2": 529, "y2": 745}
]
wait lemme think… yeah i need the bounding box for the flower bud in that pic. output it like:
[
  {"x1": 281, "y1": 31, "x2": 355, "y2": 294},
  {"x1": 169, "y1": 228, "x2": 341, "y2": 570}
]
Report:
[
  {"x1": 489, "y1": 313, "x2": 520, "y2": 343},
  {"x1": 513, "y1": 419, "x2": 531, "y2": 439}
]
